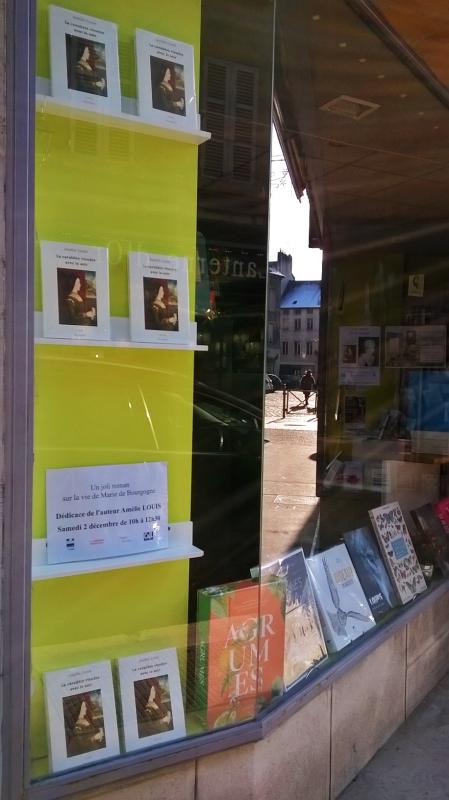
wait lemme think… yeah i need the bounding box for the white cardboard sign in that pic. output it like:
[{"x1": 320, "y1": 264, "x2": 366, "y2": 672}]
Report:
[{"x1": 46, "y1": 462, "x2": 168, "y2": 563}]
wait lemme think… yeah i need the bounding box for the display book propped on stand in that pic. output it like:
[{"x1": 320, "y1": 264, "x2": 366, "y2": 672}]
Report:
[
  {"x1": 34, "y1": 1, "x2": 209, "y2": 777},
  {"x1": 36, "y1": 5, "x2": 210, "y2": 154},
  {"x1": 42, "y1": 491, "x2": 449, "y2": 767},
  {"x1": 193, "y1": 495, "x2": 449, "y2": 732}
]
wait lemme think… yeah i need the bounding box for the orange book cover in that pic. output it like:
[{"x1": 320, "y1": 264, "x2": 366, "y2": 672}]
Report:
[{"x1": 196, "y1": 578, "x2": 286, "y2": 729}]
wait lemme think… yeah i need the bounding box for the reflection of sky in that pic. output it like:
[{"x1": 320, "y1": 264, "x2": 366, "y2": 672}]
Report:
[{"x1": 269, "y1": 128, "x2": 322, "y2": 281}]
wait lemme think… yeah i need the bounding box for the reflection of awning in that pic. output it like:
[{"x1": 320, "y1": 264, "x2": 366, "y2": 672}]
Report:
[
  {"x1": 273, "y1": 0, "x2": 449, "y2": 252},
  {"x1": 371, "y1": 0, "x2": 449, "y2": 92}
]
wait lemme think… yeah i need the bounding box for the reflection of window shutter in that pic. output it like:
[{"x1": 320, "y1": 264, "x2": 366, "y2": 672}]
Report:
[
  {"x1": 202, "y1": 60, "x2": 227, "y2": 179},
  {"x1": 202, "y1": 58, "x2": 257, "y2": 183},
  {"x1": 233, "y1": 67, "x2": 256, "y2": 182}
]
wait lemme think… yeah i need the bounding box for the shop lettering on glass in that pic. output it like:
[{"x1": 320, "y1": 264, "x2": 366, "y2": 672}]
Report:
[{"x1": 198, "y1": 247, "x2": 266, "y2": 281}]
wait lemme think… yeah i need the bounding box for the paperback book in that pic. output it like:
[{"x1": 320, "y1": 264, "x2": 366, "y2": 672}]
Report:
[
  {"x1": 118, "y1": 648, "x2": 185, "y2": 751},
  {"x1": 40, "y1": 240, "x2": 110, "y2": 341},
  {"x1": 369, "y1": 501, "x2": 427, "y2": 604},
  {"x1": 44, "y1": 660, "x2": 119, "y2": 773},
  {"x1": 343, "y1": 527, "x2": 398, "y2": 619},
  {"x1": 410, "y1": 503, "x2": 449, "y2": 576},
  {"x1": 382, "y1": 460, "x2": 440, "y2": 533},
  {"x1": 135, "y1": 29, "x2": 197, "y2": 129},
  {"x1": 49, "y1": 5, "x2": 121, "y2": 113},
  {"x1": 196, "y1": 577, "x2": 286, "y2": 729},
  {"x1": 307, "y1": 544, "x2": 375, "y2": 653},
  {"x1": 128, "y1": 252, "x2": 190, "y2": 345},
  {"x1": 254, "y1": 548, "x2": 326, "y2": 688}
]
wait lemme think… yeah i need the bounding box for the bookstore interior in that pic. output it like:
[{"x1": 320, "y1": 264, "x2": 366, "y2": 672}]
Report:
[{"x1": 6, "y1": 0, "x2": 449, "y2": 796}]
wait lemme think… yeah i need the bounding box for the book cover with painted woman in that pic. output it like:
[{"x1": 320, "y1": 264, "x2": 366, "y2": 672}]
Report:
[
  {"x1": 44, "y1": 661, "x2": 119, "y2": 773},
  {"x1": 63, "y1": 689, "x2": 106, "y2": 757},
  {"x1": 135, "y1": 28, "x2": 198, "y2": 129},
  {"x1": 129, "y1": 252, "x2": 190, "y2": 345},
  {"x1": 65, "y1": 35, "x2": 107, "y2": 97},
  {"x1": 118, "y1": 649, "x2": 185, "y2": 752},
  {"x1": 150, "y1": 56, "x2": 186, "y2": 116},
  {"x1": 57, "y1": 268, "x2": 97, "y2": 327},
  {"x1": 143, "y1": 277, "x2": 179, "y2": 333},
  {"x1": 41, "y1": 241, "x2": 110, "y2": 341},
  {"x1": 49, "y1": 6, "x2": 121, "y2": 113}
]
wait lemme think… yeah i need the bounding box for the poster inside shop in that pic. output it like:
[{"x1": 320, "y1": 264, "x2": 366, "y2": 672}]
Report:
[
  {"x1": 339, "y1": 326, "x2": 381, "y2": 386},
  {"x1": 384, "y1": 326, "x2": 446, "y2": 368}
]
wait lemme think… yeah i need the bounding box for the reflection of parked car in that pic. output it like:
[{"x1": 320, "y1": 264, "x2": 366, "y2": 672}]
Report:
[
  {"x1": 193, "y1": 381, "x2": 262, "y2": 457},
  {"x1": 190, "y1": 381, "x2": 263, "y2": 619},
  {"x1": 267, "y1": 373, "x2": 283, "y2": 390},
  {"x1": 265, "y1": 375, "x2": 274, "y2": 393}
]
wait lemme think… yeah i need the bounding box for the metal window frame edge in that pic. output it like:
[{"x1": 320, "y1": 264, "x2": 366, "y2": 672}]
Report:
[{"x1": 2, "y1": 0, "x2": 36, "y2": 798}]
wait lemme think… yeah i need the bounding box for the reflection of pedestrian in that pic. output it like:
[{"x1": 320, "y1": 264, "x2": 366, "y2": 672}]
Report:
[{"x1": 300, "y1": 370, "x2": 316, "y2": 407}]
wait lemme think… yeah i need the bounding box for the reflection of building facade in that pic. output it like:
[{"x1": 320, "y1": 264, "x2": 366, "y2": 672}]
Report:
[
  {"x1": 266, "y1": 250, "x2": 293, "y2": 373},
  {"x1": 279, "y1": 280, "x2": 320, "y2": 379}
]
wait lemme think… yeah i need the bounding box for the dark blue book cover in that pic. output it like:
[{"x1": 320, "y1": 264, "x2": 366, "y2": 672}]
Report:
[{"x1": 343, "y1": 527, "x2": 397, "y2": 619}]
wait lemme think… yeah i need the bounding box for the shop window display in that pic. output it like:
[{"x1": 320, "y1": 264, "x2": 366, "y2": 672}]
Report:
[{"x1": 20, "y1": 0, "x2": 449, "y2": 791}]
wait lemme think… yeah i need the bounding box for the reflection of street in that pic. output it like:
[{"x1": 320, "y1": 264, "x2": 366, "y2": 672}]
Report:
[{"x1": 262, "y1": 391, "x2": 319, "y2": 563}]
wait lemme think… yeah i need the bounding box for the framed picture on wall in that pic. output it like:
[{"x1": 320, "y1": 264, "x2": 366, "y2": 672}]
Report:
[
  {"x1": 135, "y1": 29, "x2": 197, "y2": 129},
  {"x1": 128, "y1": 252, "x2": 190, "y2": 345},
  {"x1": 118, "y1": 648, "x2": 186, "y2": 752},
  {"x1": 40, "y1": 241, "x2": 110, "y2": 341},
  {"x1": 44, "y1": 660, "x2": 120, "y2": 773},
  {"x1": 49, "y1": 5, "x2": 121, "y2": 113}
]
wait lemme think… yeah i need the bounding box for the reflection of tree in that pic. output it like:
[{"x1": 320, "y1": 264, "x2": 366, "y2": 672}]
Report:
[{"x1": 271, "y1": 156, "x2": 290, "y2": 189}]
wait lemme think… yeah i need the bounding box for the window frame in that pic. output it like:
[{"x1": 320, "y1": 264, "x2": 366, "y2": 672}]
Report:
[
  {"x1": 2, "y1": 2, "x2": 282, "y2": 798},
  {"x1": 2, "y1": 0, "x2": 36, "y2": 798}
]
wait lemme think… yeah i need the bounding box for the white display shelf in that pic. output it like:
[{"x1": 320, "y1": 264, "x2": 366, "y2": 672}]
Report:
[
  {"x1": 32, "y1": 521, "x2": 203, "y2": 581},
  {"x1": 34, "y1": 312, "x2": 208, "y2": 351},
  {"x1": 36, "y1": 85, "x2": 211, "y2": 146}
]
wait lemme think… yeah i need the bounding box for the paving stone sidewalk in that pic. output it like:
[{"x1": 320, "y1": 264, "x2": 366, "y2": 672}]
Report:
[
  {"x1": 262, "y1": 389, "x2": 318, "y2": 563},
  {"x1": 338, "y1": 671, "x2": 449, "y2": 799}
]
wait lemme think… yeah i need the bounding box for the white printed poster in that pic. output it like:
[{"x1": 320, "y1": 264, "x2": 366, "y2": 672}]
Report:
[
  {"x1": 385, "y1": 326, "x2": 446, "y2": 368},
  {"x1": 339, "y1": 326, "x2": 381, "y2": 386},
  {"x1": 46, "y1": 462, "x2": 168, "y2": 563}
]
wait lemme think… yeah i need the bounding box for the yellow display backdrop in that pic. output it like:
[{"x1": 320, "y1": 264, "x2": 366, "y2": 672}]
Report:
[{"x1": 32, "y1": 0, "x2": 201, "y2": 777}]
